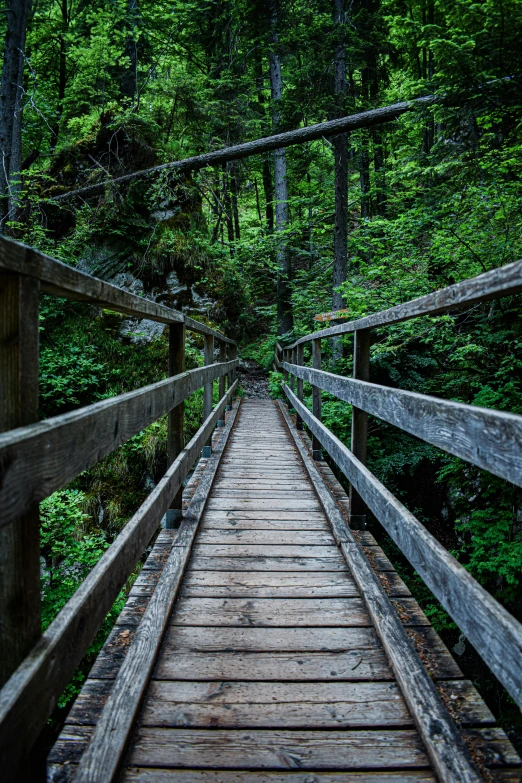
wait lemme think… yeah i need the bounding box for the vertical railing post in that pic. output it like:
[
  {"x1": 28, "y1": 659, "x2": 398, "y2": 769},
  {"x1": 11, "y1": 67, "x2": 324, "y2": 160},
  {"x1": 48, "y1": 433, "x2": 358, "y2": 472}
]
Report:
[
  {"x1": 166, "y1": 322, "x2": 185, "y2": 529},
  {"x1": 229, "y1": 342, "x2": 237, "y2": 391},
  {"x1": 218, "y1": 340, "x2": 226, "y2": 426},
  {"x1": 311, "y1": 337, "x2": 322, "y2": 460},
  {"x1": 296, "y1": 342, "x2": 304, "y2": 430},
  {"x1": 282, "y1": 348, "x2": 289, "y2": 383},
  {"x1": 202, "y1": 334, "x2": 214, "y2": 457},
  {"x1": 349, "y1": 327, "x2": 370, "y2": 529},
  {"x1": 0, "y1": 272, "x2": 41, "y2": 688},
  {"x1": 290, "y1": 346, "x2": 296, "y2": 393}
]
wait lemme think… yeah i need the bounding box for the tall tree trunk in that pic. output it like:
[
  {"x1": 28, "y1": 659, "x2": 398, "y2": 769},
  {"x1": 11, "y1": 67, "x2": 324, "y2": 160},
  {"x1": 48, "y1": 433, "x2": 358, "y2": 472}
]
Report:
[
  {"x1": 255, "y1": 53, "x2": 274, "y2": 232},
  {"x1": 51, "y1": 0, "x2": 67, "y2": 150},
  {"x1": 332, "y1": 0, "x2": 349, "y2": 312},
  {"x1": 0, "y1": 0, "x2": 30, "y2": 231},
  {"x1": 121, "y1": 0, "x2": 139, "y2": 101},
  {"x1": 269, "y1": 1, "x2": 292, "y2": 335},
  {"x1": 332, "y1": 0, "x2": 349, "y2": 364}
]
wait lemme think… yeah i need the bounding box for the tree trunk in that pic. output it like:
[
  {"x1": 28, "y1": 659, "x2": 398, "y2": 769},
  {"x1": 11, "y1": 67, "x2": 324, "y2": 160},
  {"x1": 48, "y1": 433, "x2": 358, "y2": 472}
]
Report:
[
  {"x1": 121, "y1": 0, "x2": 139, "y2": 101},
  {"x1": 269, "y1": 1, "x2": 292, "y2": 335},
  {"x1": 50, "y1": 0, "x2": 67, "y2": 150},
  {"x1": 332, "y1": 0, "x2": 349, "y2": 312},
  {"x1": 262, "y1": 157, "x2": 274, "y2": 231},
  {"x1": 0, "y1": 0, "x2": 30, "y2": 231}
]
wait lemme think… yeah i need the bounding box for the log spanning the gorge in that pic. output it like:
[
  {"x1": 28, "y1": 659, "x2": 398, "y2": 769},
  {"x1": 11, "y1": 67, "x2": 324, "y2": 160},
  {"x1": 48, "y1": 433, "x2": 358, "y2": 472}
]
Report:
[{"x1": 51, "y1": 95, "x2": 442, "y2": 202}]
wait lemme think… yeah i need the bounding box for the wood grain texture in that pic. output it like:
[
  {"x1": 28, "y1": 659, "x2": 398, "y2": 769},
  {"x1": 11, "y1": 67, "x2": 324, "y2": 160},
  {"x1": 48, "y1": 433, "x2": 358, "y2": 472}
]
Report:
[
  {"x1": 0, "y1": 386, "x2": 238, "y2": 777},
  {"x1": 0, "y1": 236, "x2": 236, "y2": 343},
  {"x1": 69, "y1": 399, "x2": 241, "y2": 782},
  {"x1": 0, "y1": 360, "x2": 238, "y2": 528},
  {"x1": 283, "y1": 362, "x2": 522, "y2": 488},
  {"x1": 189, "y1": 556, "x2": 350, "y2": 571},
  {"x1": 180, "y1": 571, "x2": 359, "y2": 597},
  {"x1": 280, "y1": 397, "x2": 486, "y2": 783},
  {"x1": 282, "y1": 386, "x2": 522, "y2": 711},
  {"x1": 126, "y1": 727, "x2": 430, "y2": 769},
  {"x1": 288, "y1": 257, "x2": 522, "y2": 345}
]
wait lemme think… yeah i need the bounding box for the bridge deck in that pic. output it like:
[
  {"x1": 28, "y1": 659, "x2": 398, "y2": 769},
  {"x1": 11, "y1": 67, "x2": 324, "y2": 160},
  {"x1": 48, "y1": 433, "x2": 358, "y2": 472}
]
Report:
[{"x1": 49, "y1": 400, "x2": 520, "y2": 781}]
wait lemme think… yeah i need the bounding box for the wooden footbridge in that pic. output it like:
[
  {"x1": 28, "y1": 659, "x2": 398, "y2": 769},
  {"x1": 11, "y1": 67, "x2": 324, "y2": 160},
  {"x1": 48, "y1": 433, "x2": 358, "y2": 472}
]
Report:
[{"x1": 1, "y1": 236, "x2": 522, "y2": 783}]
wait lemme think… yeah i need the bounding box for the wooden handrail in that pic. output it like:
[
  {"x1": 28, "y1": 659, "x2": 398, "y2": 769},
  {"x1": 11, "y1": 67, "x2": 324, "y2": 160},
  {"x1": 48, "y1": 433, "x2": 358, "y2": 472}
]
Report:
[
  {"x1": 283, "y1": 384, "x2": 522, "y2": 711},
  {"x1": 0, "y1": 360, "x2": 238, "y2": 529},
  {"x1": 0, "y1": 236, "x2": 236, "y2": 344},
  {"x1": 282, "y1": 362, "x2": 522, "y2": 488},
  {"x1": 0, "y1": 381, "x2": 238, "y2": 777},
  {"x1": 286, "y1": 257, "x2": 522, "y2": 347}
]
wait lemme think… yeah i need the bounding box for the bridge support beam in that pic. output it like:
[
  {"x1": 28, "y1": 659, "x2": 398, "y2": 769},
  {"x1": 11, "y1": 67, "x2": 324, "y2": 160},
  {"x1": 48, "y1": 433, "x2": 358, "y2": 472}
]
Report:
[
  {"x1": 349, "y1": 327, "x2": 370, "y2": 529},
  {"x1": 0, "y1": 272, "x2": 41, "y2": 688},
  {"x1": 311, "y1": 338, "x2": 322, "y2": 460},
  {"x1": 296, "y1": 343, "x2": 304, "y2": 429},
  {"x1": 202, "y1": 334, "x2": 214, "y2": 456},
  {"x1": 166, "y1": 323, "x2": 185, "y2": 529}
]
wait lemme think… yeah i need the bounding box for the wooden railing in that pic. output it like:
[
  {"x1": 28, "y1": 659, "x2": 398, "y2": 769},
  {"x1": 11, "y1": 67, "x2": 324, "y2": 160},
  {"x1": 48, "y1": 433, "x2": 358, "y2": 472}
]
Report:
[
  {"x1": 277, "y1": 259, "x2": 522, "y2": 713},
  {"x1": 0, "y1": 236, "x2": 238, "y2": 774}
]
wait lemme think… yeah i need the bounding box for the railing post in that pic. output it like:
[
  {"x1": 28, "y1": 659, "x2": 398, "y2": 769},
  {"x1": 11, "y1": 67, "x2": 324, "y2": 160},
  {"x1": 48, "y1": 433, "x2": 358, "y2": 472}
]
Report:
[
  {"x1": 290, "y1": 347, "x2": 296, "y2": 393},
  {"x1": 166, "y1": 322, "x2": 185, "y2": 529},
  {"x1": 282, "y1": 349, "x2": 289, "y2": 383},
  {"x1": 229, "y1": 342, "x2": 237, "y2": 391},
  {"x1": 349, "y1": 327, "x2": 370, "y2": 529},
  {"x1": 311, "y1": 337, "x2": 322, "y2": 460},
  {"x1": 202, "y1": 334, "x2": 214, "y2": 457},
  {"x1": 296, "y1": 342, "x2": 304, "y2": 430},
  {"x1": 218, "y1": 341, "x2": 226, "y2": 426},
  {"x1": 0, "y1": 272, "x2": 41, "y2": 688}
]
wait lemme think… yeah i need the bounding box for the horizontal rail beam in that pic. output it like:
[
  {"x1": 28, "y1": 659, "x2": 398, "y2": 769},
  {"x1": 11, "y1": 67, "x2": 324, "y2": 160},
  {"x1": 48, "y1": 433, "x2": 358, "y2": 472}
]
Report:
[
  {"x1": 288, "y1": 258, "x2": 522, "y2": 346},
  {"x1": 0, "y1": 381, "x2": 238, "y2": 779},
  {"x1": 0, "y1": 360, "x2": 238, "y2": 529},
  {"x1": 283, "y1": 362, "x2": 522, "y2": 488},
  {"x1": 0, "y1": 236, "x2": 235, "y2": 343},
  {"x1": 283, "y1": 384, "x2": 522, "y2": 710}
]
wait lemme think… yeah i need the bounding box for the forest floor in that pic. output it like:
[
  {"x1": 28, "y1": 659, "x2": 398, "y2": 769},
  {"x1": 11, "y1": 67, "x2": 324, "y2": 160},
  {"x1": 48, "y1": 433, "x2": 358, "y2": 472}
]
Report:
[{"x1": 237, "y1": 360, "x2": 270, "y2": 399}]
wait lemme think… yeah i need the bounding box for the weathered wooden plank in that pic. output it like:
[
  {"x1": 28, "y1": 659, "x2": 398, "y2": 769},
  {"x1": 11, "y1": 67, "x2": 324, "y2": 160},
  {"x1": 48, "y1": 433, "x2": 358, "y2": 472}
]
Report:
[
  {"x1": 180, "y1": 570, "x2": 408, "y2": 598},
  {"x1": 0, "y1": 360, "x2": 238, "y2": 528},
  {"x1": 189, "y1": 556, "x2": 350, "y2": 571},
  {"x1": 171, "y1": 597, "x2": 428, "y2": 627},
  {"x1": 211, "y1": 490, "x2": 318, "y2": 499},
  {"x1": 120, "y1": 771, "x2": 439, "y2": 783},
  {"x1": 201, "y1": 517, "x2": 329, "y2": 530},
  {"x1": 140, "y1": 681, "x2": 411, "y2": 728},
  {"x1": 171, "y1": 597, "x2": 370, "y2": 627},
  {"x1": 280, "y1": 397, "x2": 484, "y2": 783},
  {"x1": 289, "y1": 257, "x2": 522, "y2": 345},
  {"x1": 214, "y1": 480, "x2": 312, "y2": 489},
  {"x1": 126, "y1": 727, "x2": 430, "y2": 769},
  {"x1": 205, "y1": 500, "x2": 322, "y2": 511},
  {"x1": 69, "y1": 400, "x2": 241, "y2": 783},
  {"x1": 196, "y1": 530, "x2": 334, "y2": 545},
  {"x1": 283, "y1": 362, "x2": 522, "y2": 488},
  {"x1": 201, "y1": 510, "x2": 324, "y2": 521},
  {"x1": 0, "y1": 237, "x2": 236, "y2": 344},
  {"x1": 0, "y1": 386, "x2": 238, "y2": 776},
  {"x1": 282, "y1": 387, "x2": 522, "y2": 711},
  {"x1": 154, "y1": 650, "x2": 393, "y2": 682},
  {"x1": 192, "y1": 544, "x2": 343, "y2": 558},
  {"x1": 145, "y1": 679, "x2": 489, "y2": 726}
]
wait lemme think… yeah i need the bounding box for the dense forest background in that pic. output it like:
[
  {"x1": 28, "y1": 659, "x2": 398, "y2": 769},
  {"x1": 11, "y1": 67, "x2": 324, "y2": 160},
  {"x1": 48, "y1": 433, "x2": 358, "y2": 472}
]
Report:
[{"x1": 1, "y1": 0, "x2": 522, "y2": 753}]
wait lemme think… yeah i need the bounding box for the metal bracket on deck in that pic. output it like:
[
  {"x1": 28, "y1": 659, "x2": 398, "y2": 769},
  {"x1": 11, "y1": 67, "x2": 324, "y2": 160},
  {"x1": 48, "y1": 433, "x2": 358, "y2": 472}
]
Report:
[{"x1": 201, "y1": 445, "x2": 212, "y2": 458}]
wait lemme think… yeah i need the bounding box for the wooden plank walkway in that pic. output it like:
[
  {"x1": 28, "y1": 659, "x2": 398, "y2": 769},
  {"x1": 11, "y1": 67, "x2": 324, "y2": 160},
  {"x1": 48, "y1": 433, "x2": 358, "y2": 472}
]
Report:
[{"x1": 49, "y1": 400, "x2": 521, "y2": 782}]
